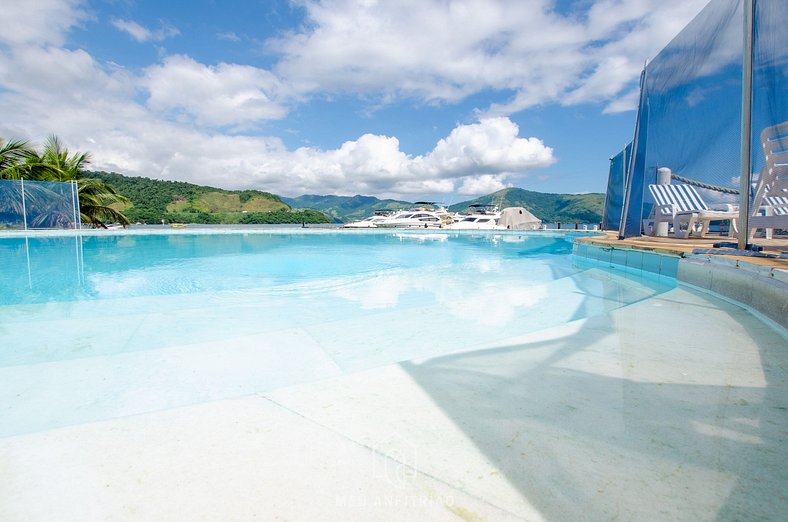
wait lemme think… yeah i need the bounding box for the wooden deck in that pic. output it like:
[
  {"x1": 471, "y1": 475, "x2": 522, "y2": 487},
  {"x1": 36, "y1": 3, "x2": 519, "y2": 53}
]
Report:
[{"x1": 576, "y1": 231, "x2": 788, "y2": 270}]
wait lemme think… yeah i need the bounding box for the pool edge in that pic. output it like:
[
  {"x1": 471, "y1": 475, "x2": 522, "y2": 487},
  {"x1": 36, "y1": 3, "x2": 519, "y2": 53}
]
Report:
[{"x1": 573, "y1": 239, "x2": 788, "y2": 331}]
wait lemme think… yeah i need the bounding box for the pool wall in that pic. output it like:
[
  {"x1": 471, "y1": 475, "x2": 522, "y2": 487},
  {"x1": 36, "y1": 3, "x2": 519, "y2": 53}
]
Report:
[{"x1": 573, "y1": 242, "x2": 788, "y2": 330}]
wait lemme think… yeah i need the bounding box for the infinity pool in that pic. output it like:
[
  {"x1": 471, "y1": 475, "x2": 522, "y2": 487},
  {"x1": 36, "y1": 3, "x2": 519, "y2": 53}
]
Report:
[
  {"x1": 2, "y1": 229, "x2": 787, "y2": 521},
  {"x1": 0, "y1": 229, "x2": 676, "y2": 437}
]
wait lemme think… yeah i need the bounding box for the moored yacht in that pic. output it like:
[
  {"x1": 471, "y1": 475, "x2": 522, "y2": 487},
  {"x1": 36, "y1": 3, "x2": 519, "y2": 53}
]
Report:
[
  {"x1": 343, "y1": 210, "x2": 403, "y2": 228},
  {"x1": 445, "y1": 203, "x2": 503, "y2": 229},
  {"x1": 373, "y1": 202, "x2": 455, "y2": 229}
]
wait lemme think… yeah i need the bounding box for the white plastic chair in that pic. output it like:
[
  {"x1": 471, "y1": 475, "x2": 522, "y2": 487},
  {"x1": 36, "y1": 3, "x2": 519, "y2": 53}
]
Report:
[
  {"x1": 750, "y1": 121, "x2": 788, "y2": 240},
  {"x1": 645, "y1": 183, "x2": 738, "y2": 238}
]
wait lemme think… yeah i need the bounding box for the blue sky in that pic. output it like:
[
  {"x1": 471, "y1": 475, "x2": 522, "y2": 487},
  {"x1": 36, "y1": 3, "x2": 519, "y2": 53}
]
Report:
[{"x1": 0, "y1": 0, "x2": 709, "y2": 201}]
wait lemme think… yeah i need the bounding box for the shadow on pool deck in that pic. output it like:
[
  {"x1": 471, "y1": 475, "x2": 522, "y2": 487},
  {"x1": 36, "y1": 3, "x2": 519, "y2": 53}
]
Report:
[{"x1": 402, "y1": 284, "x2": 788, "y2": 520}]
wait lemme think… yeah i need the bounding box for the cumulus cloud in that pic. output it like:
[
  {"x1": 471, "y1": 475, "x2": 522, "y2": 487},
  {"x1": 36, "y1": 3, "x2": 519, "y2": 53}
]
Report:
[
  {"x1": 111, "y1": 18, "x2": 180, "y2": 43},
  {"x1": 0, "y1": 0, "x2": 88, "y2": 47},
  {"x1": 143, "y1": 55, "x2": 288, "y2": 127},
  {"x1": 457, "y1": 175, "x2": 509, "y2": 196},
  {"x1": 421, "y1": 118, "x2": 554, "y2": 177},
  {"x1": 0, "y1": 45, "x2": 552, "y2": 198},
  {"x1": 153, "y1": 118, "x2": 552, "y2": 198},
  {"x1": 270, "y1": 0, "x2": 710, "y2": 113}
]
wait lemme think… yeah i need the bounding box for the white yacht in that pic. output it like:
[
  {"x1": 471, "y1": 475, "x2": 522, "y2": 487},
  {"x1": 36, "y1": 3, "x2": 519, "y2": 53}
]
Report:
[
  {"x1": 446, "y1": 214, "x2": 503, "y2": 229},
  {"x1": 343, "y1": 210, "x2": 402, "y2": 228},
  {"x1": 373, "y1": 202, "x2": 454, "y2": 229},
  {"x1": 445, "y1": 203, "x2": 503, "y2": 230}
]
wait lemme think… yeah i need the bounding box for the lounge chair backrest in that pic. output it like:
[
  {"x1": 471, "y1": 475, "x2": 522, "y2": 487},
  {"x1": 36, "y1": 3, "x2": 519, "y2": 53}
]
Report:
[
  {"x1": 765, "y1": 193, "x2": 788, "y2": 216},
  {"x1": 753, "y1": 121, "x2": 788, "y2": 215},
  {"x1": 649, "y1": 184, "x2": 708, "y2": 214}
]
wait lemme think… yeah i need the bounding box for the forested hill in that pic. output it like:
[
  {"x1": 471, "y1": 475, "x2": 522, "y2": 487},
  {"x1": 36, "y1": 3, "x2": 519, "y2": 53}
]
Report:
[
  {"x1": 450, "y1": 188, "x2": 604, "y2": 224},
  {"x1": 280, "y1": 194, "x2": 412, "y2": 223},
  {"x1": 89, "y1": 171, "x2": 330, "y2": 224},
  {"x1": 89, "y1": 171, "x2": 604, "y2": 225}
]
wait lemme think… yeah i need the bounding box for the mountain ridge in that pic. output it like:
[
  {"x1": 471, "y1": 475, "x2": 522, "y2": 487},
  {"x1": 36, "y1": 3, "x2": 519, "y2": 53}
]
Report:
[{"x1": 89, "y1": 171, "x2": 604, "y2": 224}]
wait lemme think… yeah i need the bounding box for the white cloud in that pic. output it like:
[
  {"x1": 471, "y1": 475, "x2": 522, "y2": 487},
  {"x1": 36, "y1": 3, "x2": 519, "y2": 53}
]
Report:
[
  {"x1": 0, "y1": 45, "x2": 553, "y2": 198},
  {"x1": 143, "y1": 55, "x2": 288, "y2": 127},
  {"x1": 162, "y1": 118, "x2": 554, "y2": 198},
  {"x1": 0, "y1": 0, "x2": 89, "y2": 47},
  {"x1": 111, "y1": 18, "x2": 180, "y2": 43},
  {"x1": 270, "y1": 0, "x2": 710, "y2": 112},
  {"x1": 217, "y1": 32, "x2": 242, "y2": 42},
  {"x1": 457, "y1": 175, "x2": 509, "y2": 196},
  {"x1": 421, "y1": 118, "x2": 555, "y2": 178}
]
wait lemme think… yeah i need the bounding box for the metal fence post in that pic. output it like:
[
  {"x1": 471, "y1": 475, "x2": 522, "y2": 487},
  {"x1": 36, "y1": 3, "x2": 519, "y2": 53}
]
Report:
[
  {"x1": 20, "y1": 177, "x2": 28, "y2": 231},
  {"x1": 738, "y1": 0, "x2": 754, "y2": 249}
]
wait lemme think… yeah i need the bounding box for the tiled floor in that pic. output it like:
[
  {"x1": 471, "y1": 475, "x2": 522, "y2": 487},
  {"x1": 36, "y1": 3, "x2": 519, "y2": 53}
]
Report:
[{"x1": 1, "y1": 285, "x2": 786, "y2": 521}]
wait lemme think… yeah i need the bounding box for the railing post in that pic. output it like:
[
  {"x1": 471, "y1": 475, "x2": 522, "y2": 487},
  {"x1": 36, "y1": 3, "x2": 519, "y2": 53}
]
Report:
[
  {"x1": 71, "y1": 180, "x2": 78, "y2": 230},
  {"x1": 655, "y1": 167, "x2": 672, "y2": 236},
  {"x1": 738, "y1": 0, "x2": 754, "y2": 250},
  {"x1": 20, "y1": 177, "x2": 28, "y2": 231}
]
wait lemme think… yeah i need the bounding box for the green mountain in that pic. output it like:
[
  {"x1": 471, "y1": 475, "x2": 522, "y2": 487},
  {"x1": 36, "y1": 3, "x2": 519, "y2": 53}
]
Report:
[
  {"x1": 280, "y1": 194, "x2": 412, "y2": 223},
  {"x1": 88, "y1": 171, "x2": 603, "y2": 225},
  {"x1": 88, "y1": 171, "x2": 330, "y2": 225},
  {"x1": 449, "y1": 188, "x2": 604, "y2": 224}
]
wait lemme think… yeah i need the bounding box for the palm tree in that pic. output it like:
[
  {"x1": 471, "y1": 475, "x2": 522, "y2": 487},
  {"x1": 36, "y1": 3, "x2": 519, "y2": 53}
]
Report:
[
  {"x1": 40, "y1": 136, "x2": 131, "y2": 228},
  {"x1": 75, "y1": 177, "x2": 131, "y2": 228},
  {"x1": 0, "y1": 135, "x2": 131, "y2": 228},
  {"x1": 39, "y1": 136, "x2": 87, "y2": 180},
  {"x1": 1, "y1": 138, "x2": 66, "y2": 181},
  {"x1": 0, "y1": 138, "x2": 34, "y2": 179}
]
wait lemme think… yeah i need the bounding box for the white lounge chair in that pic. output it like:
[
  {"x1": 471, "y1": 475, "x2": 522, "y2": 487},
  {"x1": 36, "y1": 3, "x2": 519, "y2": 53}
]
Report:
[
  {"x1": 645, "y1": 183, "x2": 738, "y2": 239},
  {"x1": 749, "y1": 121, "x2": 788, "y2": 240}
]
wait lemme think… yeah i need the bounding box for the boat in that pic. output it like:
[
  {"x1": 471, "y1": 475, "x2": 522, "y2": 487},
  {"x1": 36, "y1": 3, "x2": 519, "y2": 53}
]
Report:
[
  {"x1": 343, "y1": 210, "x2": 403, "y2": 228},
  {"x1": 373, "y1": 202, "x2": 454, "y2": 229},
  {"x1": 445, "y1": 203, "x2": 504, "y2": 230},
  {"x1": 445, "y1": 214, "x2": 504, "y2": 229}
]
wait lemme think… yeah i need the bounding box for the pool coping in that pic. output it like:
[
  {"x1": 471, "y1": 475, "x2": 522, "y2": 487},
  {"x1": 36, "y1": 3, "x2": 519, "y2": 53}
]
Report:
[{"x1": 573, "y1": 234, "x2": 788, "y2": 330}]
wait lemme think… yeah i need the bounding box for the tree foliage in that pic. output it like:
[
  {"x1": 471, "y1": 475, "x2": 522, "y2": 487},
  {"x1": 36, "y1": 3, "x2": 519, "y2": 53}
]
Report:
[
  {"x1": 449, "y1": 188, "x2": 604, "y2": 224},
  {"x1": 88, "y1": 171, "x2": 311, "y2": 224}
]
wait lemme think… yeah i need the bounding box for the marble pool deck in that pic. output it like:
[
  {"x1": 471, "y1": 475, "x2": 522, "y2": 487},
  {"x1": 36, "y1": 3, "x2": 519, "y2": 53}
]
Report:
[{"x1": 1, "y1": 277, "x2": 786, "y2": 521}]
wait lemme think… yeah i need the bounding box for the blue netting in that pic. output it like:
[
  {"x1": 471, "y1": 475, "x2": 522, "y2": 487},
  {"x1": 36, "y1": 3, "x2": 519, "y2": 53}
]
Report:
[
  {"x1": 0, "y1": 179, "x2": 79, "y2": 230},
  {"x1": 751, "y1": 0, "x2": 788, "y2": 179},
  {"x1": 616, "y1": 0, "x2": 786, "y2": 238},
  {"x1": 603, "y1": 143, "x2": 630, "y2": 231}
]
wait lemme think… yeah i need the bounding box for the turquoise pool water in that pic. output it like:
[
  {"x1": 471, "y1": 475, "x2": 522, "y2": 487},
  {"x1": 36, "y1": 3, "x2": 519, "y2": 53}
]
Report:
[{"x1": 0, "y1": 230, "x2": 676, "y2": 437}]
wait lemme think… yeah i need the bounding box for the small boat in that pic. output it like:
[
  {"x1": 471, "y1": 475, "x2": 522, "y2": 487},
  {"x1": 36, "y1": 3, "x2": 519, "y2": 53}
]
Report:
[{"x1": 170, "y1": 223, "x2": 187, "y2": 229}]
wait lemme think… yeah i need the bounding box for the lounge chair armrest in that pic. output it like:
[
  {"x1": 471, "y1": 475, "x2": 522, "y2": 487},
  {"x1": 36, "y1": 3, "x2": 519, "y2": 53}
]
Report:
[{"x1": 653, "y1": 203, "x2": 676, "y2": 215}]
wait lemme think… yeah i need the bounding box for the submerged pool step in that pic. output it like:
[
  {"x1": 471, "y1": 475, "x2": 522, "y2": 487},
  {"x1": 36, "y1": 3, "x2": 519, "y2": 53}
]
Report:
[
  {"x1": 0, "y1": 256, "x2": 581, "y2": 368},
  {"x1": 304, "y1": 266, "x2": 674, "y2": 372},
  {"x1": 0, "y1": 260, "x2": 671, "y2": 371},
  {"x1": 0, "y1": 260, "x2": 674, "y2": 438}
]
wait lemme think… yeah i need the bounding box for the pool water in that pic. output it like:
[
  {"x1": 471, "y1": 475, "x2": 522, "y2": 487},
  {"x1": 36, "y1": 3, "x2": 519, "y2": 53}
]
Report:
[{"x1": 0, "y1": 230, "x2": 676, "y2": 437}]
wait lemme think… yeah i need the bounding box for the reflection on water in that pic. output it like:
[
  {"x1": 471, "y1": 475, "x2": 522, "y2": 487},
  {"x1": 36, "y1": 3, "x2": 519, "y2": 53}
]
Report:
[
  {"x1": 0, "y1": 231, "x2": 579, "y2": 305},
  {"x1": 0, "y1": 230, "x2": 681, "y2": 438}
]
